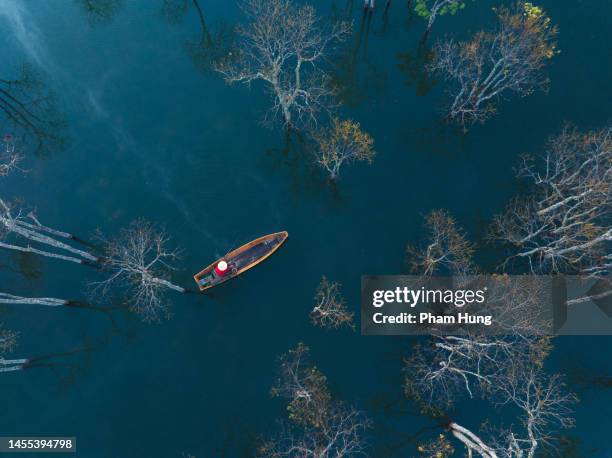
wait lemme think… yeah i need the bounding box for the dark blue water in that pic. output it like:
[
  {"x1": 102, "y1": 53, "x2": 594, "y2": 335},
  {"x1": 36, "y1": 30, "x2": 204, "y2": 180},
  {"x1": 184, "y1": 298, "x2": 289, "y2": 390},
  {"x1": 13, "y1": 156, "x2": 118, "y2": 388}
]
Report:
[{"x1": 0, "y1": 1, "x2": 610, "y2": 456}]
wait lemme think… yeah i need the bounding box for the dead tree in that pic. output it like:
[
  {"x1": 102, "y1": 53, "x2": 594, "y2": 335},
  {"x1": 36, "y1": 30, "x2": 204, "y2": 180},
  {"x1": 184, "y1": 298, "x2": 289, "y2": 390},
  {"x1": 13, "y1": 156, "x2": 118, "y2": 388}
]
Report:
[
  {"x1": 407, "y1": 210, "x2": 475, "y2": 278},
  {"x1": 428, "y1": 2, "x2": 558, "y2": 127},
  {"x1": 484, "y1": 274, "x2": 552, "y2": 335},
  {"x1": 314, "y1": 118, "x2": 375, "y2": 180},
  {"x1": 311, "y1": 276, "x2": 354, "y2": 330},
  {"x1": 0, "y1": 325, "x2": 26, "y2": 373},
  {"x1": 0, "y1": 136, "x2": 22, "y2": 176},
  {"x1": 75, "y1": 0, "x2": 125, "y2": 25},
  {"x1": 92, "y1": 219, "x2": 186, "y2": 323},
  {"x1": 491, "y1": 125, "x2": 611, "y2": 278},
  {"x1": 262, "y1": 343, "x2": 370, "y2": 457},
  {"x1": 216, "y1": 0, "x2": 350, "y2": 129},
  {"x1": 0, "y1": 64, "x2": 65, "y2": 155},
  {"x1": 0, "y1": 198, "x2": 98, "y2": 264},
  {"x1": 406, "y1": 336, "x2": 576, "y2": 457},
  {"x1": 0, "y1": 325, "x2": 18, "y2": 355},
  {"x1": 0, "y1": 293, "x2": 68, "y2": 307}
]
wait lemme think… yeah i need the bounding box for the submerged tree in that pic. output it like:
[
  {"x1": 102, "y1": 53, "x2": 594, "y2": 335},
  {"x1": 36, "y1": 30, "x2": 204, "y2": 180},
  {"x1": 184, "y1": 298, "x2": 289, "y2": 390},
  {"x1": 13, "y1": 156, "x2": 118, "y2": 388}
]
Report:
[
  {"x1": 92, "y1": 219, "x2": 186, "y2": 323},
  {"x1": 404, "y1": 207, "x2": 575, "y2": 455},
  {"x1": 216, "y1": 0, "x2": 350, "y2": 129},
  {"x1": 415, "y1": 0, "x2": 469, "y2": 33},
  {"x1": 428, "y1": 2, "x2": 558, "y2": 127},
  {"x1": 0, "y1": 325, "x2": 26, "y2": 373},
  {"x1": 407, "y1": 210, "x2": 475, "y2": 277},
  {"x1": 405, "y1": 336, "x2": 576, "y2": 457},
  {"x1": 0, "y1": 64, "x2": 66, "y2": 155},
  {"x1": 0, "y1": 198, "x2": 98, "y2": 264},
  {"x1": 0, "y1": 136, "x2": 22, "y2": 176},
  {"x1": 314, "y1": 118, "x2": 375, "y2": 180},
  {"x1": 0, "y1": 293, "x2": 68, "y2": 307},
  {"x1": 261, "y1": 343, "x2": 369, "y2": 457},
  {"x1": 491, "y1": 125, "x2": 611, "y2": 279},
  {"x1": 311, "y1": 276, "x2": 354, "y2": 330},
  {"x1": 417, "y1": 434, "x2": 455, "y2": 457}
]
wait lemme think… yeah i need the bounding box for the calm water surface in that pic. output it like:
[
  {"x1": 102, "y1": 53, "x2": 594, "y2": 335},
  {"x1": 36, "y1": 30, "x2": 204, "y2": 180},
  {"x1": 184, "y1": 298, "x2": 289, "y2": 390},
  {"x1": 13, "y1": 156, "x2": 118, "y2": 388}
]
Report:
[{"x1": 0, "y1": 0, "x2": 610, "y2": 456}]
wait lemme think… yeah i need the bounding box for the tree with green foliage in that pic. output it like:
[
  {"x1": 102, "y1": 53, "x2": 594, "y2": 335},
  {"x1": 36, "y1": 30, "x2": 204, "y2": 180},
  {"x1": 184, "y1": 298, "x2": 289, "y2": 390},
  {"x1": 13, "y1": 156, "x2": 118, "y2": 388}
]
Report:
[{"x1": 415, "y1": 0, "x2": 469, "y2": 32}]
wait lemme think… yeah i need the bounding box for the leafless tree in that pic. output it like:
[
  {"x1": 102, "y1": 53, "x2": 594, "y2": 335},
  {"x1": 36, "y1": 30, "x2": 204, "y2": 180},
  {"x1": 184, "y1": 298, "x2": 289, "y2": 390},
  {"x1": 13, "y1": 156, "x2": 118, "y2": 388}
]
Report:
[
  {"x1": 314, "y1": 118, "x2": 376, "y2": 180},
  {"x1": 0, "y1": 136, "x2": 22, "y2": 176},
  {"x1": 0, "y1": 64, "x2": 65, "y2": 155},
  {"x1": 405, "y1": 335, "x2": 548, "y2": 408},
  {"x1": 311, "y1": 276, "x2": 354, "y2": 330},
  {"x1": 484, "y1": 274, "x2": 552, "y2": 335},
  {"x1": 407, "y1": 210, "x2": 475, "y2": 278},
  {"x1": 0, "y1": 293, "x2": 68, "y2": 307},
  {"x1": 490, "y1": 125, "x2": 611, "y2": 279},
  {"x1": 92, "y1": 219, "x2": 186, "y2": 323},
  {"x1": 0, "y1": 198, "x2": 98, "y2": 264},
  {"x1": 0, "y1": 325, "x2": 18, "y2": 356},
  {"x1": 216, "y1": 0, "x2": 350, "y2": 129},
  {"x1": 262, "y1": 343, "x2": 370, "y2": 457},
  {"x1": 428, "y1": 2, "x2": 558, "y2": 127},
  {"x1": 0, "y1": 325, "x2": 27, "y2": 373},
  {"x1": 270, "y1": 342, "x2": 331, "y2": 427},
  {"x1": 405, "y1": 335, "x2": 576, "y2": 457}
]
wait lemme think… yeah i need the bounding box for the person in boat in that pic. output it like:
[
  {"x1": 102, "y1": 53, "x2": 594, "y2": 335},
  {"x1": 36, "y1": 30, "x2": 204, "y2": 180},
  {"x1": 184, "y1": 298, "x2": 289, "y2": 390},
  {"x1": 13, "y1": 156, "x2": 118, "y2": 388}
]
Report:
[{"x1": 214, "y1": 260, "x2": 237, "y2": 277}]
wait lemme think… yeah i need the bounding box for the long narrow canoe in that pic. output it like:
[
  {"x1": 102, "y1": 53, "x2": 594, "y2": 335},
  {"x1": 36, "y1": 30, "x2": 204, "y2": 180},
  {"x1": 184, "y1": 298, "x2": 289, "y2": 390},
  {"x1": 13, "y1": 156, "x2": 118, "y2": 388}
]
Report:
[{"x1": 193, "y1": 231, "x2": 288, "y2": 291}]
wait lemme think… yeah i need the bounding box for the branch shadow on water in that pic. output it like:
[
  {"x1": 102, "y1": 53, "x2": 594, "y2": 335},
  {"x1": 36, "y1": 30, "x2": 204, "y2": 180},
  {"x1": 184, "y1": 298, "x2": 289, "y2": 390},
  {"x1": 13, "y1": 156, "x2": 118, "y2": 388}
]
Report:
[
  {"x1": 160, "y1": 0, "x2": 236, "y2": 76},
  {"x1": 397, "y1": 39, "x2": 438, "y2": 97},
  {"x1": 257, "y1": 129, "x2": 351, "y2": 209},
  {"x1": 329, "y1": 7, "x2": 388, "y2": 108}
]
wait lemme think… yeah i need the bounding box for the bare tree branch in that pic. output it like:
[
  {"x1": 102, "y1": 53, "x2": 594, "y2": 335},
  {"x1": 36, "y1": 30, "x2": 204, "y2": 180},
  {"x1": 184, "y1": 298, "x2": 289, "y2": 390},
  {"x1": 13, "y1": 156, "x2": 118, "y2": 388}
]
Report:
[
  {"x1": 0, "y1": 325, "x2": 27, "y2": 373},
  {"x1": 0, "y1": 293, "x2": 68, "y2": 307},
  {"x1": 490, "y1": 125, "x2": 611, "y2": 278},
  {"x1": 0, "y1": 198, "x2": 98, "y2": 263},
  {"x1": 263, "y1": 343, "x2": 370, "y2": 457},
  {"x1": 311, "y1": 276, "x2": 354, "y2": 330},
  {"x1": 216, "y1": 0, "x2": 350, "y2": 129},
  {"x1": 91, "y1": 219, "x2": 186, "y2": 323},
  {"x1": 405, "y1": 336, "x2": 576, "y2": 457},
  {"x1": 428, "y1": 2, "x2": 558, "y2": 127},
  {"x1": 314, "y1": 118, "x2": 375, "y2": 180},
  {"x1": 407, "y1": 210, "x2": 475, "y2": 278},
  {"x1": 0, "y1": 135, "x2": 22, "y2": 176}
]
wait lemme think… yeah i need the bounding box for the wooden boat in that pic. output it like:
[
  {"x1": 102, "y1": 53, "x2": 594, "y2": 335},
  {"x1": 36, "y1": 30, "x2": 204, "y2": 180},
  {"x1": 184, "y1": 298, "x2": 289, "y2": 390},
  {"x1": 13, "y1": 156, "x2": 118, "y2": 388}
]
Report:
[{"x1": 193, "y1": 231, "x2": 288, "y2": 291}]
